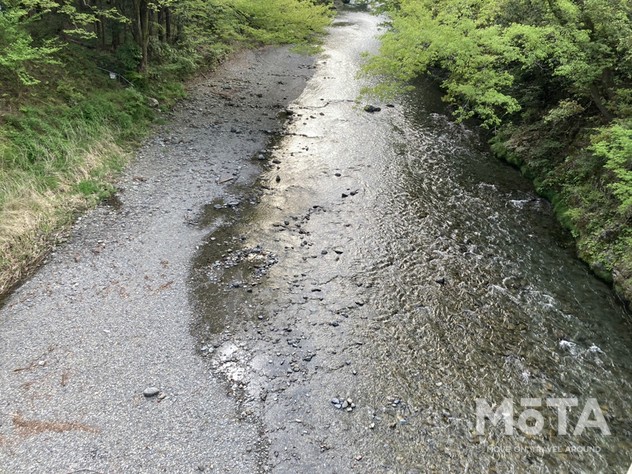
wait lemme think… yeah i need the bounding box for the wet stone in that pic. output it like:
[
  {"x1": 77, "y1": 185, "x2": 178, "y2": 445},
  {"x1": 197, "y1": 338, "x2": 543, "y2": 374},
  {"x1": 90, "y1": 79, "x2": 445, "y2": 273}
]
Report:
[{"x1": 143, "y1": 387, "x2": 160, "y2": 398}]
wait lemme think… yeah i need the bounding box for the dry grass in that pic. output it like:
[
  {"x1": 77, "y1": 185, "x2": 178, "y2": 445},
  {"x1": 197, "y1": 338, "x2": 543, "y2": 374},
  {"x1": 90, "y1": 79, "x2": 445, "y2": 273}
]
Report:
[{"x1": 0, "y1": 138, "x2": 128, "y2": 296}]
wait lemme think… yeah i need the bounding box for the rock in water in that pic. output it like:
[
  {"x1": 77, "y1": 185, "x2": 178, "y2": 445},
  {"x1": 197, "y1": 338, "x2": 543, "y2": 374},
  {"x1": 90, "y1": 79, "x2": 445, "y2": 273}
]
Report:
[{"x1": 364, "y1": 105, "x2": 381, "y2": 113}]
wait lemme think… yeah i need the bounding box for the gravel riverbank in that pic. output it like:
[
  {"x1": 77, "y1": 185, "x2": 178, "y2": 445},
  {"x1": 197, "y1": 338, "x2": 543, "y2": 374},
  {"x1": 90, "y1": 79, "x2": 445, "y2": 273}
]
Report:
[{"x1": 0, "y1": 46, "x2": 315, "y2": 473}]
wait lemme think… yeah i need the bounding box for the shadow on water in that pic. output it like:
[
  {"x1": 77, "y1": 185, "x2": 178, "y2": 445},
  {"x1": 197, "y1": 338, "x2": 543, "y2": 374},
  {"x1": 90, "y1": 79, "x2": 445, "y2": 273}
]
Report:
[
  {"x1": 189, "y1": 182, "x2": 266, "y2": 336},
  {"x1": 189, "y1": 136, "x2": 288, "y2": 337}
]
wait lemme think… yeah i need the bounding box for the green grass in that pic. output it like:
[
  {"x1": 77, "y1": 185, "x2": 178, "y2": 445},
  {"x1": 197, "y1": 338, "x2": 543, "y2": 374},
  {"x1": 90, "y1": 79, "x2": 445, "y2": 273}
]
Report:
[{"x1": 0, "y1": 88, "x2": 155, "y2": 293}]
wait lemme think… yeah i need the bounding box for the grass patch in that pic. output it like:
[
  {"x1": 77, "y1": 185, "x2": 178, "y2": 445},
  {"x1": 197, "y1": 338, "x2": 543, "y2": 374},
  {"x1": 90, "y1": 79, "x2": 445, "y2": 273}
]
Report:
[{"x1": 0, "y1": 88, "x2": 154, "y2": 294}]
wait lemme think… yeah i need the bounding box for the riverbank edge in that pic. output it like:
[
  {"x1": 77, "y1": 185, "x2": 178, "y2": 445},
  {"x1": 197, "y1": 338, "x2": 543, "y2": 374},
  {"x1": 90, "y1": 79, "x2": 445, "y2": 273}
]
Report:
[{"x1": 490, "y1": 133, "x2": 632, "y2": 309}]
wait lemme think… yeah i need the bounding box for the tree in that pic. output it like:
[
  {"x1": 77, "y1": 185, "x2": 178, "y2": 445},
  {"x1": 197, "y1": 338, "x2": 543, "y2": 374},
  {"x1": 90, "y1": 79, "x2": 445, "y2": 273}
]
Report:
[
  {"x1": 0, "y1": 7, "x2": 60, "y2": 88},
  {"x1": 364, "y1": 0, "x2": 632, "y2": 128}
]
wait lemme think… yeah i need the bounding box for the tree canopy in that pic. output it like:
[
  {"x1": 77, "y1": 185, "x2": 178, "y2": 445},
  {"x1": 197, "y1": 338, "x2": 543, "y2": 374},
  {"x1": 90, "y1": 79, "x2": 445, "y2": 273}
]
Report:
[
  {"x1": 0, "y1": 0, "x2": 332, "y2": 90},
  {"x1": 366, "y1": 0, "x2": 632, "y2": 128}
]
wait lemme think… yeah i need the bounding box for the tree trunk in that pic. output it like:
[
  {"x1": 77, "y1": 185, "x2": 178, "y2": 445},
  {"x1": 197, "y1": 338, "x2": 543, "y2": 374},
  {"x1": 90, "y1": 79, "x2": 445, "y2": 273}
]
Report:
[
  {"x1": 157, "y1": 8, "x2": 165, "y2": 42},
  {"x1": 590, "y1": 83, "x2": 614, "y2": 123},
  {"x1": 133, "y1": 0, "x2": 150, "y2": 71},
  {"x1": 97, "y1": 17, "x2": 106, "y2": 49},
  {"x1": 165, "y1": 7, "x2": 172, "y2": 43},
  {"x1": 111, "y1": 20, "x2": 121, "y2": 51}
]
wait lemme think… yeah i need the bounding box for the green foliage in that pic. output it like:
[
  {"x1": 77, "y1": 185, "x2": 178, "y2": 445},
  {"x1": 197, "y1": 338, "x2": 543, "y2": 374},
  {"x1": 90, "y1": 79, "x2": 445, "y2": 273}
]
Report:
[
  {"x1": 0, "y1": 8, "x2": 60, "y2": 86},
  {"x1": 590, "y1": 122, "x2": 632, "y2": 215},
  {"x1": 1, "y1": 89, "x2": 153, "y2": 176},
  {"x1": 543, "y1": 100, "x2": 585, "y2": 125},
  {"x1": 175, "y1": 0, "x2": 331, "y2": 64},
  {"x1": 74, "y1": 179, "x2": 116, "y2": 199},
  {"x1": 364, "y1": 0, "x2": 632, "y2": 127},
  {"x1": 115, "y1": 42, "x2": 143, "y2": 72},
  {"x1": 231, "y1": 0, "x2": 332, "y2": 44}
]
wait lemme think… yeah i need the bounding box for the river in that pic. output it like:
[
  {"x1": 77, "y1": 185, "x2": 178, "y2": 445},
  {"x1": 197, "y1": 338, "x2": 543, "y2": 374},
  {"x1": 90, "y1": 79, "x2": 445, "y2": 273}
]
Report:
[{"x1": 191, "y1": 9, "x2": 632, "y2": 473}]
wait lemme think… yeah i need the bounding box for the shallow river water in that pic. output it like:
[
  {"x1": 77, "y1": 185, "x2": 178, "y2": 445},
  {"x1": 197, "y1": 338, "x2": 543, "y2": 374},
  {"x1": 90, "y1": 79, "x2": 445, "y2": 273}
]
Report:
[{"x1": 191, "y1": 10, "x2": 632, "y2": 473}]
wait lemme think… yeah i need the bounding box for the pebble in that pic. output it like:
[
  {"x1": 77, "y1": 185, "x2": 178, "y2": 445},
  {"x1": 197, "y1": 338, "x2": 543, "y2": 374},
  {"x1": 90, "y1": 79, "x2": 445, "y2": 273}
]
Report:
[
  {"x1": 143, "y1": 387, "x2": 160, "y2": 397},
  {"x1": 331, "y1": 397, "x2": 343, "y2": 410}
]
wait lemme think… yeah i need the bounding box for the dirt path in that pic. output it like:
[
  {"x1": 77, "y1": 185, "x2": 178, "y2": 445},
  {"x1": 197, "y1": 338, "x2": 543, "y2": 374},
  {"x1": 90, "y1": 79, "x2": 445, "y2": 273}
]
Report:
[{"x1": 0, "y1": 47, "x2": 315, "y2": 473}]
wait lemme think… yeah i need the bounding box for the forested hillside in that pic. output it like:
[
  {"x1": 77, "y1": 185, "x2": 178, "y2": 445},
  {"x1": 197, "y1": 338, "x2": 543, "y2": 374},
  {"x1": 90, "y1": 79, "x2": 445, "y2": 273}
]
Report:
[
  {"x1": 0, "y1": 0, "x2": 331, "y2": 294},
  {"x1": 365, "y1": 0, "x2": 632, "y2": 304}
]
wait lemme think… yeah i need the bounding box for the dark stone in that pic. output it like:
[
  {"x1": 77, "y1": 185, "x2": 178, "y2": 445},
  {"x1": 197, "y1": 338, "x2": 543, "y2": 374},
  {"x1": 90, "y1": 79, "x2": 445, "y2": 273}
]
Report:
[{"x1": 364, "y1": 105, "x2": 381, "y2": 113}]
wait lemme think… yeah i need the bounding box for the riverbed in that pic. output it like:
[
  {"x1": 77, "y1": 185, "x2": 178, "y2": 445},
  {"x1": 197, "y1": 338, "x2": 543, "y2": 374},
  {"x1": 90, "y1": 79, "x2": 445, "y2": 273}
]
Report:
[{"x1": 192, "y1": 10, "x2": 632, "y2": 473}]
